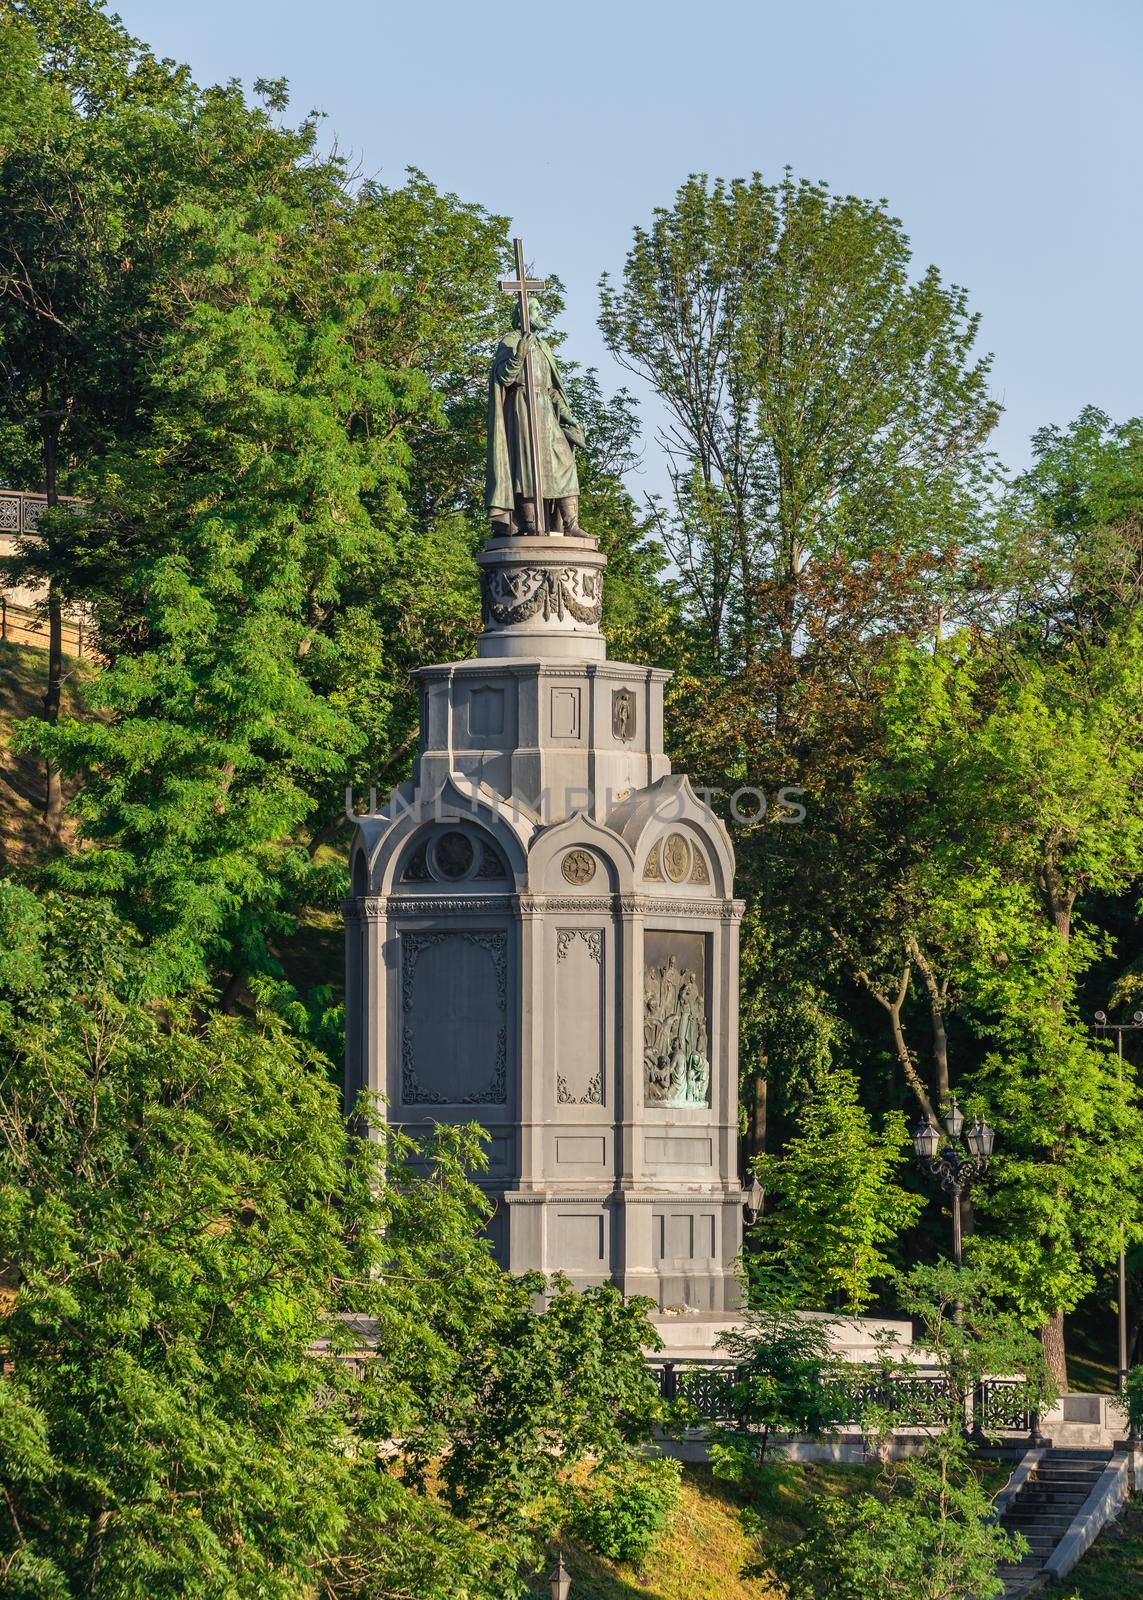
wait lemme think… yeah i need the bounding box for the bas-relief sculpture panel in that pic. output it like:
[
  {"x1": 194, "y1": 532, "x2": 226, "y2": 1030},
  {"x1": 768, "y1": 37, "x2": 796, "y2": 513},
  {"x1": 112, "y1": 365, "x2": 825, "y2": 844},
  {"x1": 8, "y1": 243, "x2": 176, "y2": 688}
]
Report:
[{"x1": 643, "y1": 930, "x2": 711, "y2": 1108}]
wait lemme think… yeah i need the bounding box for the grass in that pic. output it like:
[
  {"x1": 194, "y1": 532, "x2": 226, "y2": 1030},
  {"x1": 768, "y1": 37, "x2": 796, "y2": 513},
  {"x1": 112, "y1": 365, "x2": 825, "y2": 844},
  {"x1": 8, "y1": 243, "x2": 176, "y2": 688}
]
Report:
[
  {"x1": 523, "y1": 1462, "x2": 883, "y2": 1600},
  {"x1": 1056, "y1": 1497, "x2": 1143, "y2": 1598},
  {"x1": 520, "y1": 1454, "x2": 1020, "y2": 1600},
  {"x1": 1065, "y1": 1295, "x2": 1121, "y2": 1395},
  {"x1": 0, "y1": 639, "x2": 90, "y2": 872}
]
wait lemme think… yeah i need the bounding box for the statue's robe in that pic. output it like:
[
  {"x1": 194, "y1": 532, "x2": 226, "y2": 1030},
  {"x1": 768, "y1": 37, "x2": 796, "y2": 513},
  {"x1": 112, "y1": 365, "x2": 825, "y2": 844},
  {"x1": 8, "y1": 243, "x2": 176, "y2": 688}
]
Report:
[{"x1": 485, "y1": 330, "x2": 585, "y2": 520}]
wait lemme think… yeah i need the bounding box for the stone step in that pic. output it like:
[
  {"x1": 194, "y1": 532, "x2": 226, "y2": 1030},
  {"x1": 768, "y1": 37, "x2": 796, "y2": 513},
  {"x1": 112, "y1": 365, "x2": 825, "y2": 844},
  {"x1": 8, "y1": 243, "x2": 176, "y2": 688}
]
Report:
[
  {"x1": 1005, "y1": 1487, "x2": 1089, "y2": 1502},
  {"x1": 993, "y1": 1444, "x2": 1116, "y2": 1598},
  {"x1": 1011, "y1": 1472, "x2": 1088, "y2": 1484},
  {"x1": 1025, "y1": 1473, "x2": 1104, "y2": 1489},
  {"x1": 1003, "y1": 1508, "x2": 1080, "y2": 1522},
  {"x1": 1002, "y1": 1515, "x2": 1075, "y2": 1531},
  {"x1": 1006, "y1": 1492, "x2": 1090, "y2": 1510}
]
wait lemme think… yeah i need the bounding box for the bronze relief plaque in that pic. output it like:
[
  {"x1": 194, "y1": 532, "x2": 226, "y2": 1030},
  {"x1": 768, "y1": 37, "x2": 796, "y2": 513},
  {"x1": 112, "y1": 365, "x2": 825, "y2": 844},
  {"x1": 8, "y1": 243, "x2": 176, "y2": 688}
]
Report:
[{"x1": 612, "y1": 686, "x2": 636, "y2": 742}]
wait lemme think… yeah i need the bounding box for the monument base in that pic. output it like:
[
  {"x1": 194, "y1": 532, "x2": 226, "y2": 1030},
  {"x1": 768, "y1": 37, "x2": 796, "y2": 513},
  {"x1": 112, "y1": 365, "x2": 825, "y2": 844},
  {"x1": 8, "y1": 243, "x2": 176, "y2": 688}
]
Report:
[{"x1": 346, "y1": 520, "x2": 746, "y2": 1314}]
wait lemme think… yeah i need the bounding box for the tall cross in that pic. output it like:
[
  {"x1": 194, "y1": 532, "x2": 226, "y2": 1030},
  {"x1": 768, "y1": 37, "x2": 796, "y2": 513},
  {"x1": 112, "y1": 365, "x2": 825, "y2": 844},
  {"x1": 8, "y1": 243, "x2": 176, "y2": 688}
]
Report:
[{"x1": 499, "y1": 237, "x2": 549, "y2": 535}]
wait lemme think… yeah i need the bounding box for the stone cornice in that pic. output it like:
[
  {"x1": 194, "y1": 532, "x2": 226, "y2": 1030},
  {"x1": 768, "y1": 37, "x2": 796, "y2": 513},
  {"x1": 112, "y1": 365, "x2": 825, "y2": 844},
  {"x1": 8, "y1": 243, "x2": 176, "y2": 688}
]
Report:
[
  {"x1": 412, "y1": 659, "x2": 672, "y2": 684},
  {"x1": 345, "y1": 892, "x2": 743, "y2": 923},
  {"x1": 499, "y1": 1187, "x2": 744, "y2": 1206},
  {"x1": 385, "y1": 894, "x2": 514, "y2": 917}
]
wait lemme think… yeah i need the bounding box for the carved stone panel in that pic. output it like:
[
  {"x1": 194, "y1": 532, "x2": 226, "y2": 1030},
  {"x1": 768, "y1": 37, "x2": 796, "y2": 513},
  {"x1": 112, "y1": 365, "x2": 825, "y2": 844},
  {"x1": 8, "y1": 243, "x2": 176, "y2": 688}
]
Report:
[
  {"x1": 612, "y1": 686, "x2": 636, "y2": 742},
  {"x1": 468, "y1": 685, "x2": 505, "y2": 737},
  {"x1": 554, "y1": 1211, "x2": 607, "y2": 1270},
  {"x1": 401, "y1": 930, "x2": 508, "y2": 1105},
  {"x1": 480, "y1": 564, "x2": 603, "y2": 627},
  {"x1": 662, "y1": 833, "x2": 691, "y2": 883},
  {"x1": 643, "y1": 930, "x2": 710, "y2": 1108},
  {"x1": 550, "y1": 686, "x2": 581, "y2": 739},
  {"x1": 400, "y1": 827, "x2": 509, "y2": 884},
  {"x1": 555, "y1": 928, "x2": 604, "y2": 1105},
  {"x1": 561, "y1": 848, "x2": 596, "y2": 886}
]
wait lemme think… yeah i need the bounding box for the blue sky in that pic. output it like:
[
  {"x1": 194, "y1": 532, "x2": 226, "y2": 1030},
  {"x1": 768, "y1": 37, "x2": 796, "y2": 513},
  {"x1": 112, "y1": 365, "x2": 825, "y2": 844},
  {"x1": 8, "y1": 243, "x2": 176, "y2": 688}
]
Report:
[{"x1": 118, "y1": 0, "x2": 1141, "y2": 486}]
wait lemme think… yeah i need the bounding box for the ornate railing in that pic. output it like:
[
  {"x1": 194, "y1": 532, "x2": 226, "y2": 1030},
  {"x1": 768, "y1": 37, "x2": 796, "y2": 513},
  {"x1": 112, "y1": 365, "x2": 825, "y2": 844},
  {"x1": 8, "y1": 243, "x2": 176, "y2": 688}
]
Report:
[
  {"x1": 650, "y1": 1358, "x2": 1041, "y2": 1441},
  {"x1": 0, "y1": 490, "x2": 91, "y2": 656},
  {"x1": 976, "y1": 1377, "x2": 1038, "y2": 1435},
  {"x1": 0, "y1": 488, "x2": 85, "y2": 535}
]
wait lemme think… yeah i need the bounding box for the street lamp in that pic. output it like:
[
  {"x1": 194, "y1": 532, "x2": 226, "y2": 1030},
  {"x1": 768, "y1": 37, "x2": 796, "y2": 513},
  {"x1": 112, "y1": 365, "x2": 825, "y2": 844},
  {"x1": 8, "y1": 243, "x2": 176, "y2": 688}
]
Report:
[
  {"x1": 965, "y1": 1117, "x2": 995, "y2": 1162},
  {"x1": 549, "y1": 1552, "x2": 571, "y2": 1600},
  {"x1": 1093, "y1": 1009, "x2": 1142, "y2": 1394},
  {"x1": 743, "y1": 1175, "x2": 765, "y2": 1225},
  {"x1": 912, "y1": 1098, "x2": 995, "y2": 1269}
]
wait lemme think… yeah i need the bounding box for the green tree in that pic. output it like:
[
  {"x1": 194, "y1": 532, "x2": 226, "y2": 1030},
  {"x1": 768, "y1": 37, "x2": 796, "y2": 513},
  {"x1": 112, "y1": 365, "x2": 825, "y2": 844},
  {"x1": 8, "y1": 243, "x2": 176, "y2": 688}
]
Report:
[
  {"x1": 767, "y1": 1263, "x2": 1051, "y2": 1600},
  {"x1": 0, "y1": 883, "x2": 664, "y2": 1599},
  {"x1": 599, "y1": 169, "x2": 998, "y2": 672},
  {"x1": 600, "y1": 172, "x2": 1000, "y2": 1160},
  {"x1": 0, "y1": 5, "x2": 506, "y2": 997},
  {"x1": 0, "y1": 0, "x2": 194, "y2": 832},
  {"x1": 766, "y1": 1434, "x2": 1020, "y2": 1600},
  {"x1": 755, "y1": 1069, "x2": 923, "y2": 1313},
  {"x1": 704, "y1": 1271, "x2": 841, "y2": 1483},
  {"x1": 874, "y1": 575, "x2": 1143, "y2": 1383}
]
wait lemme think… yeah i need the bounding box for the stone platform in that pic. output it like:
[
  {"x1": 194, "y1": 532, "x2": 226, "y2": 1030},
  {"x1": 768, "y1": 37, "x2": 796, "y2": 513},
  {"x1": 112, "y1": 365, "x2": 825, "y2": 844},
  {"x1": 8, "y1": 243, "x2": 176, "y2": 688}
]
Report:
[{"x1": 648, "y1": 1310, "x2": 915, "y2": 1361}]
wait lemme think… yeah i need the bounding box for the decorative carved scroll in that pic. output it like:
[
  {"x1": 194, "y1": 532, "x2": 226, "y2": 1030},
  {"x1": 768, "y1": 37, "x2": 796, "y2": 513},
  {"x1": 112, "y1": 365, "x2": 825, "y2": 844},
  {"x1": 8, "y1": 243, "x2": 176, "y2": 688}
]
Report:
[
  {"x1": 642, "y1": 843, "x2": 664, "y2": 881},
  {"x1": 480, "y1": 565, "x2": 603, "y2": 627},
  {"x1": 556, "y1": 928, "x2": 603, "y2": 963},
  {"x1": 556, "y1": 1071, "x2": 602, "y2": 1106}
]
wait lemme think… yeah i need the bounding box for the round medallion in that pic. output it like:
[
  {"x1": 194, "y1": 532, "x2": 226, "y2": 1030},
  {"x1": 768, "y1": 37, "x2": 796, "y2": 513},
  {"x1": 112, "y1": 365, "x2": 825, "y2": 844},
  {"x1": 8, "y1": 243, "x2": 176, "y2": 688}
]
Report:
[
  {"x1": 433, "y1": 831, "x2": 475, "y2": 880},
  {"x1": 561, "y1": 848, "x2": 596, "y2": 886},
  {"x1": 662, "y1": 833, "x2": 692, "y2": 883}
]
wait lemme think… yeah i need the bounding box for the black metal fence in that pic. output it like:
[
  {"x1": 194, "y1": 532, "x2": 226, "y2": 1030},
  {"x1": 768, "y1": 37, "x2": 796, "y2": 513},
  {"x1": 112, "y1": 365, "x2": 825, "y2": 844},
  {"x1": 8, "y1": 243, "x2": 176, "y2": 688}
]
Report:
[{"x1": 650, "y1": 1359, "x2": 1039, "y2": 1441}]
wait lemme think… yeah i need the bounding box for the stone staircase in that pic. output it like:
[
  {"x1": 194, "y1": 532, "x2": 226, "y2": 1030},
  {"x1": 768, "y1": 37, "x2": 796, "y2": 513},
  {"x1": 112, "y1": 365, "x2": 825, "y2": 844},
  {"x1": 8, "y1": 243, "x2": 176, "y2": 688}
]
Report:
[{"x1": 996, "y1": 1449, "x2": 1114, "y2": 1596}]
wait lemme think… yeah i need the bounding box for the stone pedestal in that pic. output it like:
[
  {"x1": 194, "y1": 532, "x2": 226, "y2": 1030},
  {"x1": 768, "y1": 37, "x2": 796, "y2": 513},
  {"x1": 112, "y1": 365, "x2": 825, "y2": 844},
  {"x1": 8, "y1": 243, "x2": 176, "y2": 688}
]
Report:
[{"x1": 345, "y1": 531, "x2": 744, "y2": 1313}]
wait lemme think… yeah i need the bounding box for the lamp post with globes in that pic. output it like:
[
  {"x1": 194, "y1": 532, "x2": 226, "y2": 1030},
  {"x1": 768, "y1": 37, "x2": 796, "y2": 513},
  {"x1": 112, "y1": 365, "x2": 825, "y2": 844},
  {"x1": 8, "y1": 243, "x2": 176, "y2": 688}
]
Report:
[
  {"x1": 912, "y1": 1097, "x2": 996, "y2": 1270},
  {"x1": 1093, "y1": 1009, "x2": 1142, "y2": 1394}
]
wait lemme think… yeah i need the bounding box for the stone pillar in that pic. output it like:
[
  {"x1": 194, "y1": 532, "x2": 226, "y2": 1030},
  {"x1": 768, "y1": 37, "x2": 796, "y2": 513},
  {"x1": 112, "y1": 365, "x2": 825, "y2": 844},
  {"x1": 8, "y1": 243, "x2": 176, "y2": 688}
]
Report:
[{"x1": 345, "y1": 527, "x2": 744, "y2": 1329}]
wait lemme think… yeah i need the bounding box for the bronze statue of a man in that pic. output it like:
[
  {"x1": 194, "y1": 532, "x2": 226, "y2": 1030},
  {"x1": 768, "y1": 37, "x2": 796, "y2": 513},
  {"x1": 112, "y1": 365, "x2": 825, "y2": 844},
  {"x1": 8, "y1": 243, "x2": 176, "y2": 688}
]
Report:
[{"x1": 485, "y1": 301, "x2": 587, "y2": 536}]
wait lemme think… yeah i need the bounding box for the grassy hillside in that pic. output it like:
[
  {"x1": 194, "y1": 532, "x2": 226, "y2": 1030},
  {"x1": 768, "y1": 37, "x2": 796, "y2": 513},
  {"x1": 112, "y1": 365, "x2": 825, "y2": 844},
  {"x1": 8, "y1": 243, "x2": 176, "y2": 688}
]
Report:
[
  {"x1": 1058, "y1": 1498, "x2": 1143, "y2": 1599},
  {"x1": 0, "y1": 639, "x2": 89, "y2": 873},
  {"x1": 529, "y1": 1463, "x2": 882, "y2": 1600}
]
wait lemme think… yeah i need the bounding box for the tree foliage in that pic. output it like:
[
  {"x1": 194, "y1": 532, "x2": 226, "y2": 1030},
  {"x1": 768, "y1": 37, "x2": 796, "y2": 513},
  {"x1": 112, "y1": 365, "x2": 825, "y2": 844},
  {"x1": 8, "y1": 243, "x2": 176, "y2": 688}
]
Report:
[
  {"x1": 0, "y1": 882, "x2": 663, "y2": 1599},
  {"x1": 754, "y1": 1068, "x2": 923, "y2": 1313},
  {"x1": 599, "y1": 169, "x2": 998, "y2": 669}
]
